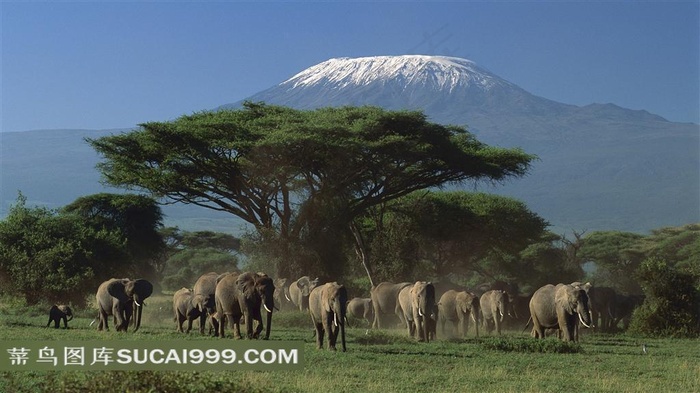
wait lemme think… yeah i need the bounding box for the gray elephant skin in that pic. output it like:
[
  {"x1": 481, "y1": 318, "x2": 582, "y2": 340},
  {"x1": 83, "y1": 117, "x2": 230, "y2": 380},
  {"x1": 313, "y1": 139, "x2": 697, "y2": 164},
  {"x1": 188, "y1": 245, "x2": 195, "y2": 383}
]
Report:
[
  {"x1": 347, "y1": 297, "x2": 374, "y2": 328},
  {"x1": 273, "y1": 278, "x2": 293, "y2": 311},
  {"x1": 370, "y1": 281, "x2": 411, "y2": 329},
  {"x1": 589, "y1": 286, "x2": 617, "y2": 332},
  {"x1": 288, "y1": 276, "x2": 319, "y2": 311},
  {"x1": 173, "y1": 288, "x2": 207, "y2": 333},
  {"x1": 309, "y1": 282, "x2": 348, "y2": 351},
  {"x1": 216, "y1": 272, "x2": 275, "y2": 340},
  {"x1": 96, "y1": 278, "x2": 153, "y2": 332},
  {"x1": 397, "y1": 281, "x2": 436, "y2": 342},
  {"x1": 438, "y1": 290, "x2": 480, "y2": 338},
  {"x1": 529, "y1": 283, "x2": 593, "y2": 342},
  {"x1": 47, "y1": 304, "x2": 73, "y2": 329},
  {"x1": 193, "y1": 272, "x2": 220, "y2": 334},
  {"x1": 480, "y1": 290, "x2": 510, "y2": 335}
]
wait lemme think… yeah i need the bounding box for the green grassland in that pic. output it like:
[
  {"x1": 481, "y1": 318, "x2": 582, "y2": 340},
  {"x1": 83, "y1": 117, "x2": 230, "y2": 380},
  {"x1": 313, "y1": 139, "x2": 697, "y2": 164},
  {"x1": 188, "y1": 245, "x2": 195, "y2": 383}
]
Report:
[{"x1": 0, "y1": 295, "x2": 698, "y2": 393}]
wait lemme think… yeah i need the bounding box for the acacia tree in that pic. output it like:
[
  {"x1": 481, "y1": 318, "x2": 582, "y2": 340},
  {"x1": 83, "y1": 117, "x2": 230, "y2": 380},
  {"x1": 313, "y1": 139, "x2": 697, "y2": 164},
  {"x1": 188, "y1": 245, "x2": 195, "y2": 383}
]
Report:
[
  {"x1": 363, "y1": 191, "x2": 549, "y2": 284},
  {"x1": 88, "y1": 103, "x2": 534, "y2": 280},
  {"x1": 577, "y1": 231, "x2": 646, "y2": 293},
  {"x1": 62, "y1": 193, "x2": 166, "y2": 283}
]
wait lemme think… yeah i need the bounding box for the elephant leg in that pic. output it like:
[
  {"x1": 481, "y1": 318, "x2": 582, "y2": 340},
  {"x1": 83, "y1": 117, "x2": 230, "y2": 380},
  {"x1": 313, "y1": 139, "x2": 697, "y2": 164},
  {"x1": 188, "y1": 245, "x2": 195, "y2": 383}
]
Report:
[
  {"x1": 253, "y1": 315, "x2": 264, "y2": 339},
  {"x1": 186, "y1": 317, "x2": 194, "y2": 333},
  {"x1": 315, "y1": 322, "x2": 324, "y2": 350},
  {"x1": 199, "y1": 312, "x2": 207, "y2": 335},
  {"x1": 323, "y1": 314, "x2": 337, "y2": 350},
  {"x1": 232, "y1": 316, "x2": 243, "y2": 339},
  {"x1": 328, "y1": 317, "x2": 340, "y2": 350},
  {"x1": 98, "y1": 311, "x2": 108, "y2": 331}
]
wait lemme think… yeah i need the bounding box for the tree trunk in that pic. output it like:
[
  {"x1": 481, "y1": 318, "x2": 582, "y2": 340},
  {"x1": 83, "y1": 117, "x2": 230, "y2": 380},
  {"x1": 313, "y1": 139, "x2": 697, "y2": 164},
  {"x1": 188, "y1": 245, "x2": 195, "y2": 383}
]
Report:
[{"x1": 350, "y1": 221, "x2": 374, "y2": 288}]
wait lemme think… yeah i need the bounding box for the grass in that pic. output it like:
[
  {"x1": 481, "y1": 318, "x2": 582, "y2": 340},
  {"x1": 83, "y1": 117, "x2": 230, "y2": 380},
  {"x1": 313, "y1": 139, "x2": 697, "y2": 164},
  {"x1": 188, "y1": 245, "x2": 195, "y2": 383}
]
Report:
[{"x1": 0, "y1": 296, "x2": 698, "y2": 392}]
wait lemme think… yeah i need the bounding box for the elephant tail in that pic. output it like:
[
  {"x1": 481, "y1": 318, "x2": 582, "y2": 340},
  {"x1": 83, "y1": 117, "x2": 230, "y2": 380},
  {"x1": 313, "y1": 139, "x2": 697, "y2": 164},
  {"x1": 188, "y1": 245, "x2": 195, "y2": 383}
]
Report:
[{"x1": 521, "y1": 316, "x2": 532, "y2": 334}]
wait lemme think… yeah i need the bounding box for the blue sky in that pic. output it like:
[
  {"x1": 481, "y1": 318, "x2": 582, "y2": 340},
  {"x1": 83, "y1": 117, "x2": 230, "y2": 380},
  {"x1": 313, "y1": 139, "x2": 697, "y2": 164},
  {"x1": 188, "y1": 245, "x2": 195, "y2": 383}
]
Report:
[{"x1": 2, "y1": 2, "x2": 699, "y2": 132}]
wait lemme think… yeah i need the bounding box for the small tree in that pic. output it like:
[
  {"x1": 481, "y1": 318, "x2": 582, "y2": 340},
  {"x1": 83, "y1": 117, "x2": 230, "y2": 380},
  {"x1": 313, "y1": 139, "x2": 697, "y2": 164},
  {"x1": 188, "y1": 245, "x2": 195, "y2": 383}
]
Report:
[
  {"x1": 160, "y1": 229, "x2": 241, "y2": 291},
  {"x1": 0, "y1": 194, "x2": 116, "y2": 305},
  {"x1": 630, "y1": 257, "x2": 700, "y2": 337}
]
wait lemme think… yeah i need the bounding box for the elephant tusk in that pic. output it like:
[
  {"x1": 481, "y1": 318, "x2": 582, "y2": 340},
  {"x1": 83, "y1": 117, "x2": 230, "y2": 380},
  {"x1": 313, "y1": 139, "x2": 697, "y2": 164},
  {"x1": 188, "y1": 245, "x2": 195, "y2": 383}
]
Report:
[
  {"x1": 134, "y1": 300, "x2": 142, "y2": 307},
  {"x1": 285, "y1": 293, "x2": 291, "y2": 302},
  {"x1": 578, "y1": 313, "x2": 592, "y2": 328},
  {"x1": 499, "y1": 310, "x2": 504, "y2": 318},
  {"x1": 418, "y1": 308, "x2": 424, "y2": 317},
  {"x1": 263, "y1": 304, "x2": 272, "y2": 314},
  {"x1": 334, "y1": 314, "x2": 339, "y2": 327}
]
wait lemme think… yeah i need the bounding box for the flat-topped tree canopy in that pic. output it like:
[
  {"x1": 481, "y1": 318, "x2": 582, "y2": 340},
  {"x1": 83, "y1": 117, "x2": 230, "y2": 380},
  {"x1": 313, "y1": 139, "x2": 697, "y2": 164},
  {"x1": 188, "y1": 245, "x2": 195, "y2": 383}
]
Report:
[{"x1": 88, "y1": 102, "x2": 535, "y2": 277}]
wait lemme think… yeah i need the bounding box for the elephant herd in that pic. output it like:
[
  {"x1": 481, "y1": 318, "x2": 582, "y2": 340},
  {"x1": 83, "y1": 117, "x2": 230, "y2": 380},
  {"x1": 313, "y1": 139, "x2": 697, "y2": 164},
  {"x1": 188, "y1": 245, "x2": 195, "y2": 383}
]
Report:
[{"x1": 45, "y1": 273, "x2": 642, "y2": 349}]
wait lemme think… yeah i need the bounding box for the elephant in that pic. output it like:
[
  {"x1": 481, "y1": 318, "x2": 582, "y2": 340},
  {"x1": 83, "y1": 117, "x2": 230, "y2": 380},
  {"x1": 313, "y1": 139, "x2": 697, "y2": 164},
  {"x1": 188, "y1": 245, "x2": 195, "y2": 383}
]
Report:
[
  {"x1": 193, "y1": 272, "x2": 220, "y2": 334},
  {"x1": 480, "y1": 290, "x2": 511, "y2": 335},
  {"x1": 207, "y1": 311, "x2": 222, "y2": 337},
  {"x1": 273, "y1": 278, "x2": 293, "y2": 311},
  {"x1": 370, "y1": 281, "x2": 411, "y2": 329},
  {"x1": 96, "y1": 278, "x2": 153, "y2": 332},
  {"x1": 216, "y1": 271, "x2": 275, "y2": 340},
  {"x1": 173, "y1": 288, "x2": 207, "y2": 333},
  {"x1": 588, "y1": 286, "x2": 617, "y2": 332},
  {"x1": 347, "y1": 297, "x2": 374, "y2": 328},
  {"x1": 308, "y1": 282, "x2": 348, "y2": 351},
  {"x1": 47, "y1": 304, "x2": 73, "y2": 329},
  {"x1": 288, "y1": 276, "x2": 319, "y2": 311},
  {"x1": 529, "y1": 283, "x2": 593, "y2": 342},
  {"x1": 438, "y1": 290, "x2": 480, "y2": 338},
  {"x1": 613, "y1": 293, "x2": 644, "y2": 330},
  {"x1": 426, "y1": 303, "x2": 439, "y2": 341},
  {"x1": 506, "y1": 293, "x2": 533, "y2": 330},
  {"x1": 397, "y1": 281, "x2": 436, "y2": 342},
  {"x1": 432, "y1": 281, "x2": 470, "y2": 301}
]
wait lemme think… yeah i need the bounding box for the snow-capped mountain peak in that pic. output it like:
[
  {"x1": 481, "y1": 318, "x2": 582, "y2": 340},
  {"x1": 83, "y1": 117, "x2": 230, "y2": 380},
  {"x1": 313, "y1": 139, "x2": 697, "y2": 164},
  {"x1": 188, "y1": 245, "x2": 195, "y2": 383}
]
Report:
[{"x1": 281, "y1": 55, "x2": 512, "y2": 92}]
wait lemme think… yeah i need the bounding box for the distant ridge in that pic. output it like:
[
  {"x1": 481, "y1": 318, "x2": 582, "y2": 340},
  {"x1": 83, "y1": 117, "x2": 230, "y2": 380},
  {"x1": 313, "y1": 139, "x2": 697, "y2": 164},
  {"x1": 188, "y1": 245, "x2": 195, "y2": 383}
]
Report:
[
  {"x1": 217, "y1": 55, "x2": 700, "y2": 233},
  {"x1": 1, "y1": 55, "x2": 697, "y2": 234}
]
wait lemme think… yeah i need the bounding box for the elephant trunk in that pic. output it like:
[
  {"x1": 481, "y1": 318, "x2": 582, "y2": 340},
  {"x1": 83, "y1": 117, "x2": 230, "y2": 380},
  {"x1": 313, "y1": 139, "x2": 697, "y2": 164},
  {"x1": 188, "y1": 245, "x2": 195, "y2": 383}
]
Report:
[
  {"x1": 66, "y1": 312, "x2": 74, "y2": 322},
  {"x1": 340, "y1": 316, "x2": 346, "y2": 352},
  {"x1": 133, "y1": 303, "x2": 143, "y2": 332},
  {"x1": 264, "y1": 306, "x2": 273, "y2": 340},
  {"x1": 578, "y1": 311, "x2": 592, "y2": 328}
]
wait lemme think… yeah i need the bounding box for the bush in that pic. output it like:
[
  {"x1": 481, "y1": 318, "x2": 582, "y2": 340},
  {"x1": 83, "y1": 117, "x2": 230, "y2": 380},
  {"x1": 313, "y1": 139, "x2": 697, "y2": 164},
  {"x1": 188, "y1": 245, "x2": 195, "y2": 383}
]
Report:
[
  {"x1": 629, "y1": 258, "x2": 700, "y2": 337},
  {"x1": 480, "y1": 337, "x2": 583, "y2": 353}
]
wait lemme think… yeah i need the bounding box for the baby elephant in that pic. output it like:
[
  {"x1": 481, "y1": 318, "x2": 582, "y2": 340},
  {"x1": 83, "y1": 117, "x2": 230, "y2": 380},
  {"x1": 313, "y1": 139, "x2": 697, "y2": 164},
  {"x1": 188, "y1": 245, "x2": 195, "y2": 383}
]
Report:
[{"x1": 47, "y1": 304, "x2": 73, "y2": 329}]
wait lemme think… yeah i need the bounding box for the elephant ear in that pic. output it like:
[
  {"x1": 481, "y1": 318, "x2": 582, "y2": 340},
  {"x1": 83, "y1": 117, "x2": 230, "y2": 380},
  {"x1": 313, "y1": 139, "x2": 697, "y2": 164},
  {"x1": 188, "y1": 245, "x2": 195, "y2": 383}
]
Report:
[
  {"x1": 236, "y1": 273, "x2": 255, "y2": 296},
  {"x1": 556, "y1": 286, "x2": 576, "y2": 314},
  {"x1": 194, "y1": 294, "x2": 205, "y2": 312},
  {"x1": 131, "y1": 279, "x2": 154, "y2": 298},
  {"x1": 310, "y1": 277, "x2": 319, "y2": 289},
  {"x1": 107, "y1": 279, "x2": 130, "y2": 301},
  {"x1": 322, "y1": 284, "x2": 334, "y2": 313}
]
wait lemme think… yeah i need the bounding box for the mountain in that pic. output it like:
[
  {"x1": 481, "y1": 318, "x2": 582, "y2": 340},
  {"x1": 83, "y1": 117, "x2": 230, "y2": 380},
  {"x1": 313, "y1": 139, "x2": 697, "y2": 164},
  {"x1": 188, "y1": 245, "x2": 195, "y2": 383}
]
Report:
[
  {"x1": 218, "y1": 55, "x2": 700, "y2": 233},
  {"x1": 1, "y1": 55, "x2": 697, "y2": 234}
]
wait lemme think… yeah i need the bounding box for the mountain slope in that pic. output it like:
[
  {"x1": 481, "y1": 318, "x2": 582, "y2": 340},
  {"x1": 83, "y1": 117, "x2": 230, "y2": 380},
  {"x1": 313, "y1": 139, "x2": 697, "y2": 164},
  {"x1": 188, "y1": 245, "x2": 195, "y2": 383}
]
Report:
[
  {"x1": 1, "y1": 55, "x2": 697, "y2": 234},
  {"x1": 219, "y1": 55, "x2": 700, "y2": 233}
]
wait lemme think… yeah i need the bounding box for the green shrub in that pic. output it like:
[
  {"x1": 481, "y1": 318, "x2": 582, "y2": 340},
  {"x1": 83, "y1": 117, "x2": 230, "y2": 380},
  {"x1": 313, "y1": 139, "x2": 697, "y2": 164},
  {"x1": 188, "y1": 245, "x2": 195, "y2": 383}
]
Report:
[
  {"x1": 480, "y1": 337, "x2": 583, "y2": 353},
  {"x1": 630, "y1": 258, "x2": 700, "y2": 337}
]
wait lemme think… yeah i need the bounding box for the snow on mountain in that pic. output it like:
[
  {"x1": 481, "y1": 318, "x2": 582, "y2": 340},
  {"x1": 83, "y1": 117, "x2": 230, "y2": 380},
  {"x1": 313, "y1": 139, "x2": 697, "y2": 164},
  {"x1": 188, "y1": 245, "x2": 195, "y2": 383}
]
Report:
[
  {"x1": 281, "y1": 55, "x2": 514, "y2": 93},
  {"x1": 214, "y1": 54, "x2": 699, "y2": 233}
]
